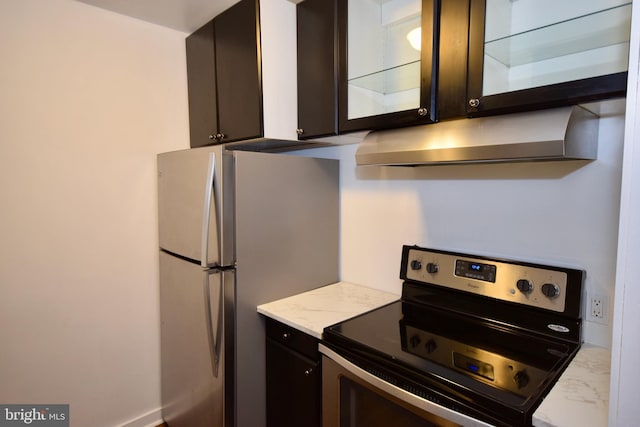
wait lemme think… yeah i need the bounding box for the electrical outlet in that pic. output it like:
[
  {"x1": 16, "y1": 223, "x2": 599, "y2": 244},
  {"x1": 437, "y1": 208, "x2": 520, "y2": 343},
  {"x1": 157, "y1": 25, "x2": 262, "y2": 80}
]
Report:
[{"x1": 590, "y1": 294, "x2": 608, "y2": 323}]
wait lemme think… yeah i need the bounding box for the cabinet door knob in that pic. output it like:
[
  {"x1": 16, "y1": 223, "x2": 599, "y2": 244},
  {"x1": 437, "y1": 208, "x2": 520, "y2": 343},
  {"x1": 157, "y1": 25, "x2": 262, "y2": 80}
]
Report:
[
  {"x1": 208, "y1": 134, "x2": 215, "y2": 140},
  {"x1": 468, "y1": 98, "x2": 480, "y2": 108},
  {"x1": 216, "y1": 133, "x2": 225, "y2": 141},
  {"x1": 296, "y1": 128, "x2": 304, "y2": 136},
  {"x1": 417, "y1": 107, "x2": 429, "y2": 117},
  {"x1": 282, "y1": 332, "x2": 290, "y2": 340},
  {"x1": 304, "y1": 368, "x2": 313, "y2": 376}
]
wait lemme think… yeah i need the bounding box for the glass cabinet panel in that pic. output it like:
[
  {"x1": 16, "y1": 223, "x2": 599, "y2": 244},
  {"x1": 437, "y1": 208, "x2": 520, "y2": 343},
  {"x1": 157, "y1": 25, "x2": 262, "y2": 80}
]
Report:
[
  {"x1": 347, "y1": 0, "x2": 423, "y2": 120},
  {"x1": 482, "y1": 0, "x2": 631, "y2": 97}
]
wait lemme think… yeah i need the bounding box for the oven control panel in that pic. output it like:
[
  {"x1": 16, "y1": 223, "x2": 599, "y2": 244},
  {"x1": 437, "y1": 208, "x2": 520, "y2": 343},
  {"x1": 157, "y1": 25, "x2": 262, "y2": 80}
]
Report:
[{"x1": 403, "y1": 247, "x2": 570, "y2": 313}]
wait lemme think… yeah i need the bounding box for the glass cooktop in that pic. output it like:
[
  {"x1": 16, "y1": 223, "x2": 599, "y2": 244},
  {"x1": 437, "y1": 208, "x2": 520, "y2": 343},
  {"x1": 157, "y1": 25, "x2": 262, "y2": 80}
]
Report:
[{"x1": 323, "y1": 299, "x2": 579, "y2": 425}]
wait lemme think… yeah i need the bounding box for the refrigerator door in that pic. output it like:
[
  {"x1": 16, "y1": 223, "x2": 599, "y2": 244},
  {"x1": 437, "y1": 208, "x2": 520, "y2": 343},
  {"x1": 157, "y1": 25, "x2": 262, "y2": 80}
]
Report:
[
  {"x1": 158, "y1": 146, "x2": 223, "y2": 267},
  {"x1": 160, "y1": 251, "x2": 227, "y2": 427}
]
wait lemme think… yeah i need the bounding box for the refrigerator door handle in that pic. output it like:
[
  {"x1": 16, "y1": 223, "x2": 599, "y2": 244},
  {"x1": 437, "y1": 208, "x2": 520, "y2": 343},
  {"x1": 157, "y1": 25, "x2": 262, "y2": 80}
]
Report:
[
  {"x1": 201, "y1": 152, "x2": 222, "y2": 267},
  {"x1": 205, "y1": 271, "x2": 223, "y2": 378}
]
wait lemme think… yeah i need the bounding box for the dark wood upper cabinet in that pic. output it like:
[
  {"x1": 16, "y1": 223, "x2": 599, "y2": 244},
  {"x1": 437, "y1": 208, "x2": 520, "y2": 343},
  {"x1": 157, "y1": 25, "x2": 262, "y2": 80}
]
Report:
[
  {"x1": 299, "y1": 0, "x2": 630, "y2": 136},
  {"x1": 465, "y1": 0, "x2": 630, "y2": 117},
  {"x1": 186, "y1": 0, "x2": 263, "y2": 148}
]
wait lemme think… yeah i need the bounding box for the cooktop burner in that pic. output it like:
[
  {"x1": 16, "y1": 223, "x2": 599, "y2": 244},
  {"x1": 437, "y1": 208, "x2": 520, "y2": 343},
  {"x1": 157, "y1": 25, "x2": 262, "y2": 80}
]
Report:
[{"x1": 322, "y1": 245, "x2": 585, "y2": 426}]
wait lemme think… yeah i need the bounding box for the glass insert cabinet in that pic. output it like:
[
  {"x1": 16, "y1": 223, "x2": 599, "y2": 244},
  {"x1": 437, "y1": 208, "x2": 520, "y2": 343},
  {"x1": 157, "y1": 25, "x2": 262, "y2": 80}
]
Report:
[
  {"x1": 468, "y1": 0, "x2": 631, "y2": 116},
  {"x1": 338, "y1": 0, "x2": 436, "y2": 132},
  {"x1": 333, "y1": 0, "x2": 630, "y2": 134}
]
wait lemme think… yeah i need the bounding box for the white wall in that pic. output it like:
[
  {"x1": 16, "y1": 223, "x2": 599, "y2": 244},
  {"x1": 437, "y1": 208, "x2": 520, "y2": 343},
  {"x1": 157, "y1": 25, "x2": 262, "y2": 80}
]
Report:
[
  {"x1": 297, "y1": 105, "x2": 625, "y2": 349},
  {"x1": 0, "y1": 1, "x2": 188, "y2": 425}
]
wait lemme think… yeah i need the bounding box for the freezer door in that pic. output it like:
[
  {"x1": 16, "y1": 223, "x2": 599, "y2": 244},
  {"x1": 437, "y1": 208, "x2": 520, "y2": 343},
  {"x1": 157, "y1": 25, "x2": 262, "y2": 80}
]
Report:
[
  {"x1": 160, "y1": 251, "x2": 228, "y2": 427},
  {"x1": 158, "y1": 146, "x2": 222, "y2": 267}
]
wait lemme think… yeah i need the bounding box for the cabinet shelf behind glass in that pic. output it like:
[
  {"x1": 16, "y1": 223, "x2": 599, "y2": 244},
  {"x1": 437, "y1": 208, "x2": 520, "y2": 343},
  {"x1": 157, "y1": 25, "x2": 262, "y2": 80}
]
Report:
[{"x1": 469, "y1": 0, "x2": 630, "y2": 115}]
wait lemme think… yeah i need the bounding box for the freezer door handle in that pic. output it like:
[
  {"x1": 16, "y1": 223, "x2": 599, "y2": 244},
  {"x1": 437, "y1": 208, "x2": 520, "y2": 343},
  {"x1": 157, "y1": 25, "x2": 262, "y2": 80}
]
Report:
[
  {"x1": 201, "y1": 152, "x2": 222, "y2": 267},
  {"x1": 205, "y1": 271, "x2": 223, "y2": 377}
]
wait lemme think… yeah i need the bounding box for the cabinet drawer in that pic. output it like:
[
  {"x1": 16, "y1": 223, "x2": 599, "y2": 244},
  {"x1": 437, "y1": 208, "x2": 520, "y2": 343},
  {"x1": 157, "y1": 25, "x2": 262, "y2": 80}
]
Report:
[{"x1": 266, "y1": 318, "x2": 319, "y2": 360}]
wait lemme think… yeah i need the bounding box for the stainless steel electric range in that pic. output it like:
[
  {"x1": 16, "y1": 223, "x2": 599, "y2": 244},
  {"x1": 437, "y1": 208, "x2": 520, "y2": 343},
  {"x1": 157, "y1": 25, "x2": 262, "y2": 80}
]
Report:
[{"x1": 320, "y1": 245, "x2": 584, "y2": 427}]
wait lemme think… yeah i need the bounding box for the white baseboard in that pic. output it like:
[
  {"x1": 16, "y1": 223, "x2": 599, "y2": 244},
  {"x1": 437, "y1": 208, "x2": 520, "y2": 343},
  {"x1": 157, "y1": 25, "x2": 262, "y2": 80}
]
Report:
[{"x1": 118, "y1": 408, "x2": 163, "y2": 427}]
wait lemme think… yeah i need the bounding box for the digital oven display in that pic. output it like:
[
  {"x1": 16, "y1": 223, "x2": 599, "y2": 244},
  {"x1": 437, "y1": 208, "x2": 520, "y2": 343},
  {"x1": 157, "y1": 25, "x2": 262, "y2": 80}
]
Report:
[{"x1": 455, "y1": 260, "x2": 496, "y2": 283}]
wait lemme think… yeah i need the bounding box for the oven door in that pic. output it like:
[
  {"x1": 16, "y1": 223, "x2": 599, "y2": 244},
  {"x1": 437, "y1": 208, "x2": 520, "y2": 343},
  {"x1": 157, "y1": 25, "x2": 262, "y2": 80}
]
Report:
[{"x1": 320, "y1": 345, "x2": 493, "y2": 427}]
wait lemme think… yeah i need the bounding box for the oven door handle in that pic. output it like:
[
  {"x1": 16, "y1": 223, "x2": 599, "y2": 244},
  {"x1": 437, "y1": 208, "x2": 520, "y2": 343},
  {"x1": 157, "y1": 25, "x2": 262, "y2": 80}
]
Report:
[{"x1": 319, "y1": 344, "x2": 494, "y2": 427}]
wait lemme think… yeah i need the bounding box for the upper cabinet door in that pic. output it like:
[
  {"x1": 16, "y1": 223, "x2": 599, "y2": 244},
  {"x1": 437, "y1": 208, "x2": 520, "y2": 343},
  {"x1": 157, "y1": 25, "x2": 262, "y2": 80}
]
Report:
[
  {"x1": 186, "y1": 0, "x2": 263, "y2": 148},
  {"x1": 297, "y1": 0, "x2": 339, "y2": 140},
  {"x1": 338, "y1": 0, "x2": 437, "y2": 133},
  {"x1": 214, "y1": 0, "x2": 263, "y2": 143},
  {"x1": 466, "y1": 0, "x2": 631, "y2": 116},
  {"x1": 186, "y1": 21, "x2": 218, "y2": 148}
]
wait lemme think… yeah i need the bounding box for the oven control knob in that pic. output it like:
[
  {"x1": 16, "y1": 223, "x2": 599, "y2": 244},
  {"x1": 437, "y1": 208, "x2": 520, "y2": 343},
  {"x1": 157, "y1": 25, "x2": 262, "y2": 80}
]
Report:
[
  {"x1": 513, "y1": 370, "x2": 530, "y2": 389},
  {"x1": 426, "y1": 263, "x2": 439, "y2": 274},
  {"x1": 425, "y1": 339, "x2": 437, "y2": 354},
  {"x1": 410, "y1": 260, "x2": 422, "y2": 270},
  {"x1": 516, "y1": 279, "x2": 533, "y2": 294},
  {"x1": 541, "y1": 283, "x2": 560, "y2": 299}
]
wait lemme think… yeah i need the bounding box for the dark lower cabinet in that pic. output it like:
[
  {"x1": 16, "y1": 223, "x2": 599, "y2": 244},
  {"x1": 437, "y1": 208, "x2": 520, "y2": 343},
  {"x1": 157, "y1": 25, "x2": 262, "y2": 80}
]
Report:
[{"x1": 266, "y1": 318, "x2": 321, "y2": 427}]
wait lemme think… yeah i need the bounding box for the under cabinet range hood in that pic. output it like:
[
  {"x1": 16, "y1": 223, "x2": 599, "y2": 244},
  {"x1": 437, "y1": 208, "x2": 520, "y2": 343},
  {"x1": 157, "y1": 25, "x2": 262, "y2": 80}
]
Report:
[{"x1": 355, "y1": 106, "x2": 599, "y2": 166}]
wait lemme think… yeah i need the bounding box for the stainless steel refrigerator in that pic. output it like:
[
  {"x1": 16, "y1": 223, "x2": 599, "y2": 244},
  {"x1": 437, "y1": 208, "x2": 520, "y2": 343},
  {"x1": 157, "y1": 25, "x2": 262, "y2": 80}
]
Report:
[{"x1": 157, "y1": 146, "x2": 339, "y2": 427}]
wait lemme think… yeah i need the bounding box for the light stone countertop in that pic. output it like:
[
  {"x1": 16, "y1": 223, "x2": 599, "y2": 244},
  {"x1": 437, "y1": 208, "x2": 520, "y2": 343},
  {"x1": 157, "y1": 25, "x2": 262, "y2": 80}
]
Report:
[
  {"x1": 533, "y1": 344, "x2": 611, "y2": 427},
  {"x1": 257, "y1": 281, "x2": 399, "y2": 339}
]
